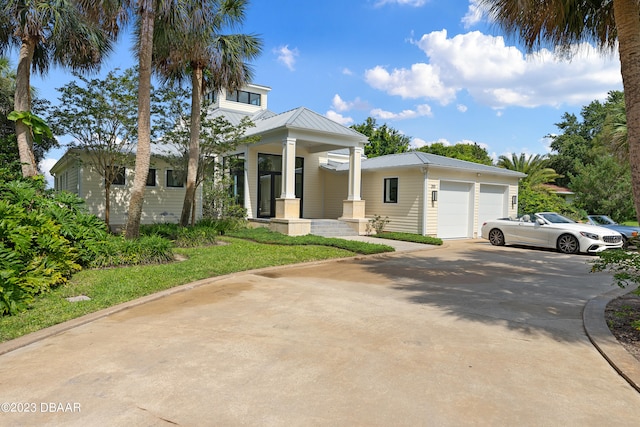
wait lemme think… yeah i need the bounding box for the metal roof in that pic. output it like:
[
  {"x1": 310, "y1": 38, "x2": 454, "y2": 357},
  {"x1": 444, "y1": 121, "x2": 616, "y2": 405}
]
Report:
[{"x1": 327, "y1": 151, "x2": 526, "y2": 177}]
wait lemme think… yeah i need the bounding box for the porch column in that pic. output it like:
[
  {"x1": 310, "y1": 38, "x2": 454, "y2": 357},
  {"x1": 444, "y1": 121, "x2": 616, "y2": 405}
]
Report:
[
  {"x1": 281, "y1": 137, "x2": 296, "y2": 199},
  {"x1": 347, "y1": 146, "x2": 363, "y2": 201},
  {"x1": 341, "y1": 146, "x2": 366, "y2": 227},
  {"x1": 275, "y1": 137, "x2": 300, "y2": 219}
]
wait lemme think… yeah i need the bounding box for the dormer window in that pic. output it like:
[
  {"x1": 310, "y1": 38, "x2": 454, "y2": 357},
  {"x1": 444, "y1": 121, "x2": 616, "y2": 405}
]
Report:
[{"x1": 226, "y1": 89, "x2": 261, "y2": 106}]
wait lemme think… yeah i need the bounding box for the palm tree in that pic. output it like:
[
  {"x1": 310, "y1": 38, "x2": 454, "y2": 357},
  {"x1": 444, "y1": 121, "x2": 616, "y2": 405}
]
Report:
[
  {"x1": 497, "y1": 153, "x2": 561, "y2": 186},
  {"x1": 0, "y1": 1, "x2": 112, "y2": 177},
  {"x1": 479, "y1": 0, "x2": 640, "y2": 221},
  {"x1": 152, "y1": 0, "x2": 262, "y2": 226}
]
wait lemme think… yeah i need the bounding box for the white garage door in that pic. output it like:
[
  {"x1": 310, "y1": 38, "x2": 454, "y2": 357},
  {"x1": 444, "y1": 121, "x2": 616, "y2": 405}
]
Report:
[
  {"x1": 437, "y1": 181, "x2": 473, "y2": 239},
  {"x1": 478, "y1": 184, "x2": 507, "y2": 227}
]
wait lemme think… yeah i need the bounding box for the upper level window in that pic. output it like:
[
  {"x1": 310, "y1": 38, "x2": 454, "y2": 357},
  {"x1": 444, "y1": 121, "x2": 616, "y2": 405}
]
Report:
[
  {"x1": 226, "y1": 90, "x2": 261, "y2": 106},
  {"x1": 146, "y1": 168, "x2": 156, "y2": 186},
  {"x1": 110, "y1": 166, "x2": 126, "y2": 186},
  {"x1": 203, "y1": 90, "x2": 217, "y2": 105},
  {"x1": 384, "y1": 177, "x2": 398, "y2": 203},
  {"x1": 166, "y1": 170, "x2": 185, "y2": 188}
]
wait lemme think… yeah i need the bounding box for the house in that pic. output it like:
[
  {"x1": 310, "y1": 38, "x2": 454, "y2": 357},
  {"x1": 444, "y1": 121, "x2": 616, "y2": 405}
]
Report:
[
  {"x1": 50, "y1": 146, "x2": 202, "y2": 231},
  {"x1": 51, "y1": 82, "x2": 524, "y2": 238},
  {"x1": 211, "y1": 84, "x2": 525, "y2": 238},
  {"x1": 541, "y1": 183, "x2": 575, "y2": 204}
]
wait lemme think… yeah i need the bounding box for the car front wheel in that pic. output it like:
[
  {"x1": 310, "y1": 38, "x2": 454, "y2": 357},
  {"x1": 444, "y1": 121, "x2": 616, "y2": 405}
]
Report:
[
  {"x1": 488, "y1": 229, "x2": 505, "y2": 246},
  {"x1": 557, "y1": 234, "x2": 579, "y2": 254}
]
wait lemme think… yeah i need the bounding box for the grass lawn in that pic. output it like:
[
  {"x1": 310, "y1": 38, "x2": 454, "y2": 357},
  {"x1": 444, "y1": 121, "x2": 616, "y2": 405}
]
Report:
[{"x1": 0, "y1": 237, "x2": 373, "y2": 343}]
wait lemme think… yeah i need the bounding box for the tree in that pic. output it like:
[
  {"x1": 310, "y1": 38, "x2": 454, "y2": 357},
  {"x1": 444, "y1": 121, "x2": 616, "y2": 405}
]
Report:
[
  {"x1": 479, "y1": 0, "x2": 640, "y2": 223},
  {"x1": 0, "y1": 1, "x2": 112, "y2": 177},
  {"x1": 351, "y1": 117, "x2": 410, "y2": 158},
  {"x1": 0, "y1": 58, "x2": 57, "y2": 178},
  {"x1": 497, "y1": 153, "x2": 561, "y2": 187},
  {"x1": 570, "y1": 155, "x2": 635, "y2": 222},
  {"x1": 151, "y1": 0, "x2": 262, "y2": 226},
  {"x1": 162, "y1": 108, "x2": 258, "y2": 224},
  {"x1": 419, "y1": 142, "x2": 493, "y2": 165},
  {"x1": 47, "y1": 69, "x2": 139, "y2": 227}
]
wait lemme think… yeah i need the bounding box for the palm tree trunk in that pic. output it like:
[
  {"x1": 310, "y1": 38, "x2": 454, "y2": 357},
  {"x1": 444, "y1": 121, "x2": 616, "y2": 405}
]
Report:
[
  {"x1": 613, "y1": 0, "x2": 640, "y2": 222},
  {"x1": 125, "y1": 0, "x2": 154, "y2": 239},
  {"x1": 15, "y1": 39, "x2": 37, "y2": 177},
  {"x1": 180, "y1": 67, "x2": 203, "y2": 226}
]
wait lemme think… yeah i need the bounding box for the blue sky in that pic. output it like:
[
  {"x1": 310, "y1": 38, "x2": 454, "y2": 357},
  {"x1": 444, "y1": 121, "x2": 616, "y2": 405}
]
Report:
[{"x1": 32, "y1": 0, "x2": 623, "y2": 182}]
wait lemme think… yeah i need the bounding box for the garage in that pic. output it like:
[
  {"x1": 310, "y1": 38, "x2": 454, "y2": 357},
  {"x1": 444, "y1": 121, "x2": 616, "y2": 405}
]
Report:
[
  {"x1": 478, "y1": 184, "x2": 508, "y2": 227},
  {"x1": 437, "y1": 181, "x2": 473, "y2": 238}
]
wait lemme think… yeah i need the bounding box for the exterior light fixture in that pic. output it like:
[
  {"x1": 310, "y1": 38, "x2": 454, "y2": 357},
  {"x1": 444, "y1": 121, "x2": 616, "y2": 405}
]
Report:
[
  {"x1": 511, "y1": 195, "x2": 517, "y2": 208},
  {"x1": 432, "y1": 190, "x2": 438, "y2": 202}
]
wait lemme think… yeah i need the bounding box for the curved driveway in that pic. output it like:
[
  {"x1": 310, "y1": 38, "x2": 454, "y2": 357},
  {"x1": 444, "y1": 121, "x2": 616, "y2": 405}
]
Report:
[{"x1": 1, "y1": 240, "x2": 639, "y2": 425}]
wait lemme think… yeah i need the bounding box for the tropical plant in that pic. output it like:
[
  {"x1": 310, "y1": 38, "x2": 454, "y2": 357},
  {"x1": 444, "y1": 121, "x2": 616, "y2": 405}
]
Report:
[
  {"x1": 48, "y1": 69, "x2": 139, "y2": 227},
  {"x1": 0, "y1": 0, "x2": 112, "y2": 177},
  {"x1": 478, "y1": 0, "x2": 640, "y2": 224},
  {"x1": 497, "y1": 153, "x2": 561, "y2": 187},
  {"x1": 0, "y1": 176, "x2": 107, "y2": 315},
  {"x1": 151, "y1": 0, "x2": 262, "y2": 226}
]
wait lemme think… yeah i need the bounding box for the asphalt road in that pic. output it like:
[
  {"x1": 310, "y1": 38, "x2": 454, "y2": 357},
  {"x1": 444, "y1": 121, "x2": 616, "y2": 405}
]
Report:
[{"x1": 1, "y1": 239, "x2": 639, "y2": 426}]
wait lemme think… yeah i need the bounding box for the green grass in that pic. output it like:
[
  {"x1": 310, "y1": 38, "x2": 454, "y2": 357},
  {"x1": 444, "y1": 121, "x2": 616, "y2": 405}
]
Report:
[
  {"x1": 0, "y1": 237, "x2": 363, "y2": 343},
  {"x1": 373, "y1": 231, "x2": 443, "y2": 246},
  {"x1": 228, "y1": 227, "x2": 395, "y2": 254}
]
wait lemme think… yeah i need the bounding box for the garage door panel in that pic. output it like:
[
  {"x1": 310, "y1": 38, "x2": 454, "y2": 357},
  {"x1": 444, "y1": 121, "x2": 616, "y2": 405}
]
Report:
[
  {"x1": 479, "y1": 184, "x2": 507, "y2": 227},
  {"x1": 438, "y1": 181, "x2": 472, "y2": 239}
]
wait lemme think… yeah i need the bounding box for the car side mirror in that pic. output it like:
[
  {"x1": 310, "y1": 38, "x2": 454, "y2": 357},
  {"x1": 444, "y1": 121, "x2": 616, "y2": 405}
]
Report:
[{"x1": 536, "y1": 218, "x2": 545, "y2": 225}]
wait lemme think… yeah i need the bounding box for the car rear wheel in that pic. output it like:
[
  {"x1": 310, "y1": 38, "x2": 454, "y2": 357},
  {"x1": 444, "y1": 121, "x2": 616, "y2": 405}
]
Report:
[
  {"x1": 488, "y1": 229, "x2": 505, "y2": 246},
  {"x1": 557, "y1": 234, "x2": 579, "y2": 254}
]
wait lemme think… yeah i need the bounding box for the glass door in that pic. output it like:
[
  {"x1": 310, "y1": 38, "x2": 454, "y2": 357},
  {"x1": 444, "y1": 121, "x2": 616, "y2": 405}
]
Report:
[{"x1": 257, "y1": 153, "x2": 303, "y2": 218}]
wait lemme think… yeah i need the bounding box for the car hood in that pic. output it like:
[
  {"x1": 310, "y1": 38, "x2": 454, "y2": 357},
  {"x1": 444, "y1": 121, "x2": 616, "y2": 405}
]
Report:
[
  {"x1": 599, "y1": 224, "x2": 640, "y2": 234},
  {"x1": 544, "y1": 222, "x2": 622, "y2": 236}
]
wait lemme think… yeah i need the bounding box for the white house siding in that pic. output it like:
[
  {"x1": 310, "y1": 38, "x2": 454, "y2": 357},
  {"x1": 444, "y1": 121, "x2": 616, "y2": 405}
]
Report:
[
  {"x1": 361, "y1": 168, "x2": 423, "y2": 234},
  {"x1": 321, "y1": 170, "x2": 348, "y2": 219},
  {"x1": 54, "y1": 152, "x2": 201, "y2": 228},
  {"x1": 300, "y1": 150, "x2": 324, "y2": 218}
]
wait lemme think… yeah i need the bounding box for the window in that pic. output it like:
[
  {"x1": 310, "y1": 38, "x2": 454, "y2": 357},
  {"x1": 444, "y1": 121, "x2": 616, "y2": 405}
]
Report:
[
  {"x1": 111, "y1": 167, "x2": 126, "y2": 186},
  {"x1": 384, "y1": 178, "x2": 398, "y2": 203},
  {"x1": 226, "y1": 89, "x2": 261, "y2": 106},
  {"x1": 166, "y1": 170, "x2": 185, "y2": 188},
  {"x1": 224, "y1": 154, "x2": 245, "y2": 205},
  {"x1": 146, "y1": 168, "x2": 156, "y2": 186}
]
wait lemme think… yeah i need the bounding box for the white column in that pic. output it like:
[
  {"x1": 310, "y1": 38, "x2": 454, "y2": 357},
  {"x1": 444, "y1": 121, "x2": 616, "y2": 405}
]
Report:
[
  {"x1": 347, "y1": 146, "x2": 363, "y2": 201},
  {"x1": 281, "y1": 137, "x2": 297, "y2": 199}
]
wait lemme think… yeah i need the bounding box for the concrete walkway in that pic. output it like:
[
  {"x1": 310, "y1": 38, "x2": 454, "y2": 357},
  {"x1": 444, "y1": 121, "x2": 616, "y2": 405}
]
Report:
[{"x1": 1, "y1": 240, "x2": 639, "y2": 426}]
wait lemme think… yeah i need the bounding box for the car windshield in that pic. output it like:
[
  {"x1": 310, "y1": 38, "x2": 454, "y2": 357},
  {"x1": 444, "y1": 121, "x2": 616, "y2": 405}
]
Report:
[
  {"x1": 590, "y1": 215, "x2": 616, "y2": 225},
  {"x1": 538, "y1": 213, "x2": 575, "y2": 224}
]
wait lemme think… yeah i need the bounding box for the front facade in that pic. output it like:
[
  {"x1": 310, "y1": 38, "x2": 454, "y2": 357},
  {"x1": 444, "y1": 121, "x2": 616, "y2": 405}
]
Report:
[
  {"x1": 51, "y1": 148, "x2": 202, "y2": 231},
  {"x1": 213, "y1": 84, "x2": 524, "y2": 238},
  {"x1": 52, "y1": 83, "x2": 523, "y2": 239}
]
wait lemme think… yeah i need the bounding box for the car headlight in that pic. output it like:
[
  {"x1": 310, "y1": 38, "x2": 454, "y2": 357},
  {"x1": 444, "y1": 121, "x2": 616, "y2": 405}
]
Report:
[{"x1": 580, "y1": 231, "x2": 599, "y2": 240}]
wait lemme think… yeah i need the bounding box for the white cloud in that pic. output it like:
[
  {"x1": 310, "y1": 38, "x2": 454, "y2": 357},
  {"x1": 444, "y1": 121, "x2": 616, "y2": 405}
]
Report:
[
  {"x1": 40, "y1": 157, "x2": 58, "y2": 188},
  {"x1": 374, "y1": 0, "x2": 429, "y2": 7},
  {"x1": 461, "y1": 0, "x2": 485, "y2": 29},
  {"x1": 274, "y1": 45, "x2": 299, "y2": 71},
  {"x1": 342, "y1": 68, "x2": 354, "y2": 76},
  {"x1": 365, "y1": 63, "x2": 457, "y2": 104},
  {"x1": 411, "y1": 137, "x2": 428, "y2": 148},
  {"x1": 331, "y1": 94, "x2": 369, "y2": 112},
  {"x1": 371, "y1": 103, "x2": 432, "y2": 120},
  {"x1": 366, "y1": 29, "x2": 622, "y2": 110},
  {"x1": 325, "y1": 110, "x2": 354, "y2": 125},
  {"x1": 457, "y1": 104, "x2": 468, "y2": 113}
]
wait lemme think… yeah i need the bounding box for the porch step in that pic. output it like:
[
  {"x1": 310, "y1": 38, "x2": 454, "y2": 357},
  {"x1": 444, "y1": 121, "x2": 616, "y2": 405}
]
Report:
[{"x1": 310, "y1": 219, "x2": 359, "y2": 237}]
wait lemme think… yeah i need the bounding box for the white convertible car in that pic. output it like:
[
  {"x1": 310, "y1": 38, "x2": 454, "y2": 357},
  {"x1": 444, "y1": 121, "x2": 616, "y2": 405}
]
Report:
[{"x1": 481, "y1": 212, "x2": 623, "y2": 254}]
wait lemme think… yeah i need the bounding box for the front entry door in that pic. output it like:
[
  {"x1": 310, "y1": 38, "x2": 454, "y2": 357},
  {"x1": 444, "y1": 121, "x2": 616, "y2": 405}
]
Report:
[
  {"x1": 257, "y1": 153, "x2": 303, "y2": 218},
  {"x1": 258, "y1": 172, "x2": 281, "y2": 218}
]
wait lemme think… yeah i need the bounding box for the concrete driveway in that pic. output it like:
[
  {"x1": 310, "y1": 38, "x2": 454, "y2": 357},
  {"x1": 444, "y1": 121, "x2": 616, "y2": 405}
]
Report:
[{"x1": 1, "y1": 240, "x2": 639, "y2": 426}]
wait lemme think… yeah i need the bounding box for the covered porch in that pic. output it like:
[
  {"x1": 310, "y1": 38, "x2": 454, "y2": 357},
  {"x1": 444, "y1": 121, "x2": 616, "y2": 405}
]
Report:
[{"x1": 229, "y1": 107, "x2": 369, "y2": 236}]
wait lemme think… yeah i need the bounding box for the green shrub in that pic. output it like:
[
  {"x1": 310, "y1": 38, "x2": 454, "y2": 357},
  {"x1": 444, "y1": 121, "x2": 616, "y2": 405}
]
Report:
[
  {"x1": 88, "y1": 234, "x2": 174, "y2": 268},
  {"x1": 0, "y1": 178, "x2": 86, "y2": 315}
]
